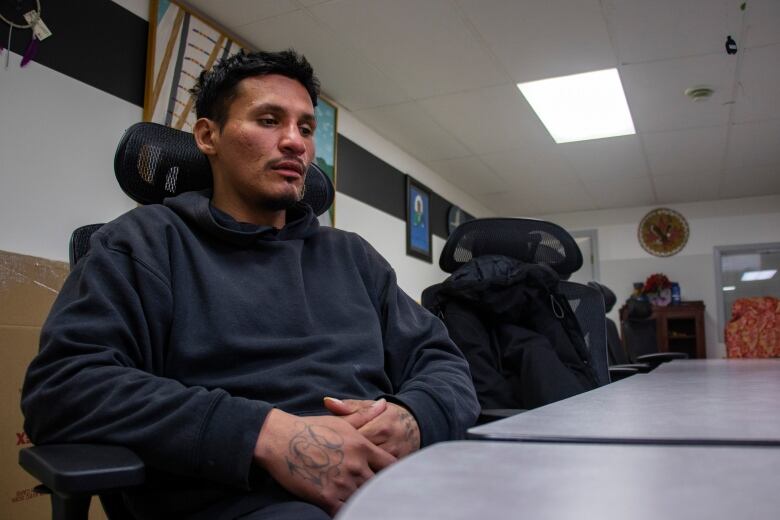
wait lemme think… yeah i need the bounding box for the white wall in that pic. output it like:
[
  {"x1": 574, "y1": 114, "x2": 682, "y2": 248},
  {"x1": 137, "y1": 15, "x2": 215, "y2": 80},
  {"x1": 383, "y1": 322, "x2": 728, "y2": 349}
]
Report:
[
  {"x1": 336, "y1": 193, "x2": 448, "y2": 300},
  {"x1": 539, "y1": 195, "x2": 780, "y2": 358},
  {"x1": 0, "y1": 57, "x2": 140, "y2": 262}
]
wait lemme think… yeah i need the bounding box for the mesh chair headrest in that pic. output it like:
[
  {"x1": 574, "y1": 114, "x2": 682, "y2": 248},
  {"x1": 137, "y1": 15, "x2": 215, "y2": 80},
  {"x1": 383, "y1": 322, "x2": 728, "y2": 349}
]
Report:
[
  {"x1": 113, "y1": 122, "x2": 334, "y2": 216},
  {"x1": 439, "y1": 218, "x2": 583, "y2": 276},
  {"x1": 588, "y1": 281, "x2": 617, "y2": 313}
]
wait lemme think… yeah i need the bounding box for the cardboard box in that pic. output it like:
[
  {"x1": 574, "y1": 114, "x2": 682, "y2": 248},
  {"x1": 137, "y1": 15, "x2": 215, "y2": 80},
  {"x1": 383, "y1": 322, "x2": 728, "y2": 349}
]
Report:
[{"x1": 0, "y1": 250, "x2": 106, "y2": 520}]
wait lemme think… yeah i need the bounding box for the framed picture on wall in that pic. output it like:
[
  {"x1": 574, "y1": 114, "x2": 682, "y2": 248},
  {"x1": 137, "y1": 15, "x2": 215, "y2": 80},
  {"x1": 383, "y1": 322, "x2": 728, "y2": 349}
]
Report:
[
  {"x1": 143, "y1": 0, "x2": 338, "y2": 226},
  {"x1": 314, "y1": 98, "x2": 338, "y2": 227},
  {"x1": 143, "y1": 0, "x2": 251, "y2": 131},
  {"x1": 406, "y1": 176, "x2": 433, "y2": 263}
]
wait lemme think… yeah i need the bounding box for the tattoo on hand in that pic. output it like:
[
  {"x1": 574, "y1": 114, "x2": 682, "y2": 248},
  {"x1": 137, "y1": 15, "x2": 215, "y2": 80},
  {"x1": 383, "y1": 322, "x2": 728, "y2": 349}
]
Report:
[
  {"x1": 397, "y1": 409, "x2": 420, "y2": 450},
  {"x1": 286, "y1": 423, "x2": 344, "y2": 488}
]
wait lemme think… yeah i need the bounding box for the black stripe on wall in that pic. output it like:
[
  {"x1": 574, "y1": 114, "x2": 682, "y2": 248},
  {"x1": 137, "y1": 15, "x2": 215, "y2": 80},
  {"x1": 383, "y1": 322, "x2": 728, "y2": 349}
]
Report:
[
  {"x1": 337, "y1": 135, "x2": 454, "y2": 241},
  {"x1": 0, "y1": 0, "x2": 147, "y2": 107}
]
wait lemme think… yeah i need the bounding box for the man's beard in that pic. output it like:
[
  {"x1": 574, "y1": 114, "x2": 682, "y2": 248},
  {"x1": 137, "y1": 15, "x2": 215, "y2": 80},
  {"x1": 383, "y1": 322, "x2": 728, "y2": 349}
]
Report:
[{"x1": 257, "y1": 175, "x2": 306, "y2": 211}]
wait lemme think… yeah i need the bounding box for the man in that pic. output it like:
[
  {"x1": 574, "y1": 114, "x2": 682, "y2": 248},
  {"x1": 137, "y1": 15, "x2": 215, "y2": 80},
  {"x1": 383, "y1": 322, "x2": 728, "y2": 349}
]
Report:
[{"x1": 21, "y1": 50, "x2": 479, "y2": 519}]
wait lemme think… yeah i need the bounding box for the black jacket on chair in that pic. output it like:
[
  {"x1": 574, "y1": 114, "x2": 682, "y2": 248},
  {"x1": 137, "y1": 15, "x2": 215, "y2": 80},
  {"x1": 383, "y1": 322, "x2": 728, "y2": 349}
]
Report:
[{"x1": 423, "y1": 255, "x2": 599, "y2": 410}]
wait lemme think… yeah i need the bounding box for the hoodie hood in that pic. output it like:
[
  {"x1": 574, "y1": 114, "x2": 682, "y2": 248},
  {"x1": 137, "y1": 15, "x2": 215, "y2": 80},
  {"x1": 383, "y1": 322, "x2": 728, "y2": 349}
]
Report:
[
  {"x1": 427, "y1": 255, "x2": 560, "y2": 322},
  {"x1": 164, "y1": 190, "x2": 320, "y2": 246}
]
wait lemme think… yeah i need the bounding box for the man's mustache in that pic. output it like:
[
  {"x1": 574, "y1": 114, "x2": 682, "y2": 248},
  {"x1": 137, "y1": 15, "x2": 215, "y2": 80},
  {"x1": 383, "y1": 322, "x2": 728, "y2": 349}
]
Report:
[{"x1": 267, "y1": 157, "x2": 307, "y2": 175}]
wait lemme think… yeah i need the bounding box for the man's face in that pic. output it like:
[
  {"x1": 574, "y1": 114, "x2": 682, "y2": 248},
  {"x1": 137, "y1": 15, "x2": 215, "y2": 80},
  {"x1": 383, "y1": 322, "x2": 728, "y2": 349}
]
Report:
[{"x1": 209, "y1": 74, "x2": 316, "y2": 212}]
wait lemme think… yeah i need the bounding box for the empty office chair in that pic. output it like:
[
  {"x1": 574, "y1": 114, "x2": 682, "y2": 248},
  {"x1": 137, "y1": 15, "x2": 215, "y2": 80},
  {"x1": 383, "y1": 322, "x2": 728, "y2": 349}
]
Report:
[
  {"x1": 422, "y1": 218, "x2": 610, "y2": 419},
  {"x1": 19, "y1": 122, "x2": 335, "y2": 520},
  {"x1": 558, "y1": 280, "x2": 637, "y2": 385},
  {"x1": 588, "y1": 282, "x2": 650, "y2": 378},
  {"x1": 621, "y1": 299, "x2": 688, "y2": 368}
]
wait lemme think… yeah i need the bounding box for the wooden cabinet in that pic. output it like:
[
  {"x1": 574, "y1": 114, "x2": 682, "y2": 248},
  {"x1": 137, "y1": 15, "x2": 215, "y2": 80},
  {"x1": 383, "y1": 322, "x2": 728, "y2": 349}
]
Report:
[{"x1": 620, "y1": 301, "x2": 706, "y2": 359}]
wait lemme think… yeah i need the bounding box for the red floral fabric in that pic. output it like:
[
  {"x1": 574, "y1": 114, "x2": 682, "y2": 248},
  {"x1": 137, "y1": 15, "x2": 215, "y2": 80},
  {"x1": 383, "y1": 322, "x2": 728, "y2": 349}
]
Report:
[{"x1": 725, "y1": 297, "x2": 780, "y2": 358}]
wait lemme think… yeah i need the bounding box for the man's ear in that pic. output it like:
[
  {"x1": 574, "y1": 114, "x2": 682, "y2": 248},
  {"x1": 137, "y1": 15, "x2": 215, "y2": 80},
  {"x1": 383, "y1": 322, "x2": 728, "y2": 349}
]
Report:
[{"x1": 193, "y1": 118, "x2": 219, "y2": 156}]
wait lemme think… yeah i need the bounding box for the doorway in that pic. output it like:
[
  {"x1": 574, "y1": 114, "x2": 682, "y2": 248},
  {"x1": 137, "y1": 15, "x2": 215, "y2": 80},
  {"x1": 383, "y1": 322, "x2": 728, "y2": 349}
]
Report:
[{"x1": 569, "y1": 229, "x2": 599, "y2": 285}]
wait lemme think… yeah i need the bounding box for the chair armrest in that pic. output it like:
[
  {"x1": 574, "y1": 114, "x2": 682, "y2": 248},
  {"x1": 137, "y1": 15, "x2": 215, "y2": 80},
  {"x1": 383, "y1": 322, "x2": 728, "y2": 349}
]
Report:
[
  {"x1": 477, "y1": 408, "x2": 526, "y2": 425},
  {"x1": 608, "y1": 366, "x2": 640, "y2": 382},
  {"x1": 19, "y1": 444, "x2": 145, "y2": 495},
  {"x1": 636, "y1": 352, "x2": 689, "y2": 367}
]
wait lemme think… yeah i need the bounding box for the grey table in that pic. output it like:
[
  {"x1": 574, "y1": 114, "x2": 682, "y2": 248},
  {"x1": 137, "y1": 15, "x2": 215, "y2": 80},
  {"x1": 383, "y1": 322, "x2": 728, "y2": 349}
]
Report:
[
  {"x1": 336, "y1": 441, "x2": 780, "y2": 520},
  {"x1": 650, "y1": 358, "x2": 774, "y2": 375},
  {"x1": 469, "y1": 359, "x2": 780, "y2": 445}
]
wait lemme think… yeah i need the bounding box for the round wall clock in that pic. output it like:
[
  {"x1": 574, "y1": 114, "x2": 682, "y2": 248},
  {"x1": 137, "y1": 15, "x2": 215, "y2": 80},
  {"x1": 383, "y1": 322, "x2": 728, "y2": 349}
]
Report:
[{"x1": 638, "y1": 208, "x2": 689, "y2": 257}]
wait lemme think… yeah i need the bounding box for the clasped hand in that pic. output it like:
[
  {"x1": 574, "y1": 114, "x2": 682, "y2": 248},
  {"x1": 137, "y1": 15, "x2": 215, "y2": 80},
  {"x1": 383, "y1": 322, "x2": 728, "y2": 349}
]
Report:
[
  {"x1": 253, "y1": 397, "x2": 420, "y2": 515},
  {"x1": 323, "y1": 396, "x2": 421, "y2": 459}
]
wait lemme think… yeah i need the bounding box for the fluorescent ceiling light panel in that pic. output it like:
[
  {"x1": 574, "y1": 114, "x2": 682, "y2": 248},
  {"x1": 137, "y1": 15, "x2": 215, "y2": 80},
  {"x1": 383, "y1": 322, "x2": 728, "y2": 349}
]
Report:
[
  {"x1": 517, "y1": 68, "x2": 635, "y2": 144},
  {"x1": 722, "y1": 286, "x2": 736, "y2": 291},
  {"x1": 741, "y1": 269, "x2": 777, "y2": 281}
]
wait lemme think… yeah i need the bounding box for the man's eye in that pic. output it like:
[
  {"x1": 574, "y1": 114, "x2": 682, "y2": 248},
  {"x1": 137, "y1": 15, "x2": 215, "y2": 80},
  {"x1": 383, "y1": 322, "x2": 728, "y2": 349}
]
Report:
[
  {"x1": 300, "y1": 125, "x2": 314, "y2": 137},
  {"x1": 259, "y1": 118, "x2": 277, "y2": 126}
]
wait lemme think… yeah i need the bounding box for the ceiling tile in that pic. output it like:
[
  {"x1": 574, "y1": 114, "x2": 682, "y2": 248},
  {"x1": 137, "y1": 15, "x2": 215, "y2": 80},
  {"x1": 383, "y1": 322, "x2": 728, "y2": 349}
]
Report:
[
  {"x1": 583, "y1": 176, "x2": 656, "y2": 209},
  {"x1": 654, "y1": 173, "x2": 721, "y2": 203},
  {"x1": 419, "y1": 84, "x2": 551, "y2": 155},
  {"x1": 732, "y1": 43, "x2": 780, "y2": 123},
  {"x1": 459, "y1": 0, "x2": 616, "y2": 83},
  {"x1": 720, "y1": 163, "x2": 780, "y2": 198},
  {"x1": 426, "y1": 156, "x2": 509, "y2": 195},
  {"x1": 726, "y1": 119, "x2": 780, "y2": 170},
  {"x1": 559, "y1": 135, "x2": 648, "y2": 181},
  {"x1": 514, "y1": 182, "x2": 599, "y2": 215},
  {"x1": 477, "y1": 191, "x2": 545, "y2": 217},
  {"x1": 307, "y1": 0, "x2": 508, "y2": 98},
  {"x1": 353, "y1": 102, "x2": 469, "y2": 162},
  {"x1": 621, "y1": 53, "x2": 737, "y2": 133},
  {"x1": 603, "y1": 0, "x2": 741, "y2": 64},
  {"x1": 186, "y1": 0, "x2": 301, "y2": 29},
  {"x1": 642, "y1": 125, "x2": 728, "y2": 177},
  {"x1": 742, "y1": 0, "x2": 780, "y2": 48},
  {"x1": 240, "y1": 10, "x2": 410, "y2": 110},
  {"x1": 480, "y1": 147, "x2": 579, "y2": 189}
]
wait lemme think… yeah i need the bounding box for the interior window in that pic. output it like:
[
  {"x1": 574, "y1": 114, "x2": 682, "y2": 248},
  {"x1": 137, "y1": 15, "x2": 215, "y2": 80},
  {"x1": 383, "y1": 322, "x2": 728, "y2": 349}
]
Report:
[{"x1": 715, "y1": 244, "x2": 780, "y2": 341}]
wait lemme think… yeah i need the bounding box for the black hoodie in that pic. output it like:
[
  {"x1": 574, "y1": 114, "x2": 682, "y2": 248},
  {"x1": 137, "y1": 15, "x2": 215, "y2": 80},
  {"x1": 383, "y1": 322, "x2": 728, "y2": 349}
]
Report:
[{"x1": 22, "y1": 190, "x2": 479, "y2": 517}]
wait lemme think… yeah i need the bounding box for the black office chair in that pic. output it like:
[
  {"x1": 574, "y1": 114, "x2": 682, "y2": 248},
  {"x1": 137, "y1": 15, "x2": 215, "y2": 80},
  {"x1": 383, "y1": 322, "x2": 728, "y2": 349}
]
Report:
[
  {"x1": 422, "y1": 218, "x2": 621, "y2": 422},
  {"x1": 621, "y1": 299, "x2": 688, "y2": 368},
  {"x1": 587, "y1": 282, "x2": 652, "y2": 378},
  {"x1": 19, "y1": 122, "x2": 335, "y2": 520}
]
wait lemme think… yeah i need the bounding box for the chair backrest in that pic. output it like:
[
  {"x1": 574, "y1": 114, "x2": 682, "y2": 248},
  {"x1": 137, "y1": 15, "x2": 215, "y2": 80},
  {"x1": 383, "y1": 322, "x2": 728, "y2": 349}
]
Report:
[
  {"x1": 622, "y1": 299, "x2": 658, "y2": 360},
  {"x1": 439, "y1": 218, "x2": 582, "y2": 276},
  {"x1": 69, "y1": 224, "x2": 105, "y2": 269},
  {"x1": 559, "y1": 281, "x2": 609, "y2": 385},
  {"x1": 587, "y1": 281, "x2": 631, "y2": 366},
  {"x1": 605, "y1": 318, "x2": 630, "y2": 365}
]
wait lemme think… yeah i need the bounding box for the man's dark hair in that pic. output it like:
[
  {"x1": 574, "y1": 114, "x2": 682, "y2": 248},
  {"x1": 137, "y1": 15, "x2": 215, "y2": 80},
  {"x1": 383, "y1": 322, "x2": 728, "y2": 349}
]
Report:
[{"x1": 191, "y1": 49, "x2": 320, "y2": 128}]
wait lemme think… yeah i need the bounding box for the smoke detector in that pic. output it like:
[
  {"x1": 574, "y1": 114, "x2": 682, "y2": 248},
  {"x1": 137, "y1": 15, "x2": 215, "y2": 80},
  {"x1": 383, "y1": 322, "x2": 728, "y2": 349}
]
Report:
[{"x1": 684, "y1": 86, "x2": 714, "y2": 101}]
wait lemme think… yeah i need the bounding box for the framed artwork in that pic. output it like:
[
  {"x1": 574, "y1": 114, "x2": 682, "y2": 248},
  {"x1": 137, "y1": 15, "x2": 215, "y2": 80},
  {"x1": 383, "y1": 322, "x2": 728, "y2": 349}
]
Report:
[
  {"x1": 447, "y1": 204, "x2": 474, "y2": 236},
  {"x1": 143, "y1": 0, "x2": 338, "y2": 225},
  {"x1": 143, "y1": 0, "x2": 250, "y2": 131},
  {"x1": 314, "y1": 97, "x2": 338, "y2": 227},
  {"x1": 406, "y1": 176, "x2": 433, "y2": 263}
]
